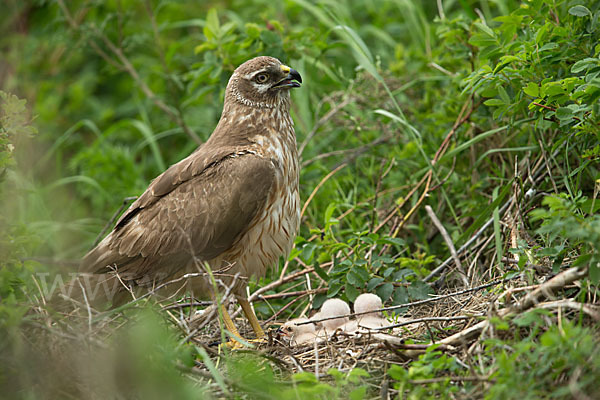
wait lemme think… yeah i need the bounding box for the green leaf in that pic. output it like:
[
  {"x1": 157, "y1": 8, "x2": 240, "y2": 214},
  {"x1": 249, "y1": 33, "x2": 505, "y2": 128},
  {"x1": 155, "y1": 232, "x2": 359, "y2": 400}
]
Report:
[
  {"x1": 555, "y1": 107, "x2": 573, "y2": 120},
  {"x1": 383, "y1": 266, "x2": 395, "y2": 278},
  {"x1": 535, "y1": 22, "x2": 550, "y2": 44},
  {"x1": 538, "y1": 42, "x2": 558, "y2": 52},
  {"x1": 474, "y1": 21, "x2": 495, "y2": 37},
  {"x1": 376, "y1": 282, "x2": 394, "y2": 302},
  {"x1": 523, "y1": 83, "x2": 539, "y2": 97},
  {"x1": 292, "y1": 371, "x2": 319, "y2": 384},
  {"x1": 346, "y1": 269, "x2": 363, "y2": 287},
  {"x1": 571, "y1": 58, "x2": 598, "y2": 74},
  {"x1": 367, "y1": 277, "x2": 384, "y2": 291},
  {"x1": 348, "y1": 367, "x2": 370, "y2": 381},
  {"x1": 407, "y1": 280, "x2": 433, "y2": 300},
  {"x1": 498, "y1": 86, "x2": 510, "y2": 104},
  {"x1": 300, "y1": 243, "x2": 317, "y2": 262},
  {"x1": 484, "y1": 98, "x2": 505, "y2": 106},
  {"x1": 203, "y1": 8, "x2": 220, "y2": 40},
  {"x1": 323, "y1": 202, "x2": 338, "y2": 224},
  {"x1": 260, "y1": 30, "x2": 282, "y2": 47},
  {"x1": 312, "y1": 293, "x2": 328, "y2": 310},
  {"x1": 513, "y1": 309, "x2": 553, "y2": 327},
  {"x1": 345, "y1": 282, "x2": 360, "y2": 301},
  {"x1": 572, "y1": 254, "x2": 592, "y2": 268},
  {"x1": 392, "y1": 286, "x2": 409, "y2": 306},
  {"x1": 388, "y1": 365, "x2": 407, "y2": 381},
  {"x1": 314, "y1": 261, "x2": 329, "y2": 281},
  {"x1": 357, "y1": 265, "x2": 371, "y2": 282},
  {"x1": 379, "y1": 237, "x2": 406, "y2": 247},
  {"x1": 349, "y1": 386, "x2": 367, "y2": 400},
  {"x1": 568, "y1": 5, "x2": 591, "y2": 17},
  {"x1": 328, "y1": 279, "x2": 344, "y2": 297}
]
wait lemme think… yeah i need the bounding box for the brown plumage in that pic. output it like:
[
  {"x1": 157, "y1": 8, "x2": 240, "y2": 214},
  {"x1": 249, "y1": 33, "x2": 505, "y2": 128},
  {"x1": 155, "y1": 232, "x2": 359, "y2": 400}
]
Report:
[{"x1": 63, "y1": 56, "x2": 302, "y2": 339}]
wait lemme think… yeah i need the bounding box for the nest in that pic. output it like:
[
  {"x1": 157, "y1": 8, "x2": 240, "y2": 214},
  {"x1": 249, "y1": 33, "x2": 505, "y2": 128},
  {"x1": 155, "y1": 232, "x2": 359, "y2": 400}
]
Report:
[
  {"x1": 18, "y1": 263, "x2": 598, "y2": 399},
  {"x1": 180, "y1": 265, "x2": 598, "y2": 397}
]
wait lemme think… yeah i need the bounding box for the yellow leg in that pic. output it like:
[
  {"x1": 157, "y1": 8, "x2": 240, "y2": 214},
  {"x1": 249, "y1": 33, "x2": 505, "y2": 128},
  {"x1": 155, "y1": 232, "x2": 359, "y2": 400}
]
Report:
[
  {"x1": 238, "y1": 297, "x2": 265, "y2": 338},
  {"x1": 219, "y1": 304, "x2": 243, "y2": 340}
]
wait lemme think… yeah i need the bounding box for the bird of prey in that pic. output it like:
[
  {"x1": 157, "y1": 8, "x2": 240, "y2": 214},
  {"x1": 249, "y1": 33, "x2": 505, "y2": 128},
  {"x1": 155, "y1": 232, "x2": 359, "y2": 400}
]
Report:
[
  {"x1": 66, "y1": 56, "x2": 302, "y2": 341},
  {"x1": 279, "y1": 318, "x2": 319, "y2": 346}
]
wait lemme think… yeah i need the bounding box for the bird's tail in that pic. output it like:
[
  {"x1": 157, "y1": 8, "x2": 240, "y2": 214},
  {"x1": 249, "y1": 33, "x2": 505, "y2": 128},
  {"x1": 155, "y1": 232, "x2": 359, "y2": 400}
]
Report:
[{"x1": 48, "y1": 272, "x2": 133, "y2": 312}]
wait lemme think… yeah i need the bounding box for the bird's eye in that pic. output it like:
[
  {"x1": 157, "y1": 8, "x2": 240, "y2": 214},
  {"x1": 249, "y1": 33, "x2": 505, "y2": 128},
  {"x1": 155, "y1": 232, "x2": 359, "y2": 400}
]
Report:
[{"x1": 255, "y1": 73, "x2": 268, "y2": 83}]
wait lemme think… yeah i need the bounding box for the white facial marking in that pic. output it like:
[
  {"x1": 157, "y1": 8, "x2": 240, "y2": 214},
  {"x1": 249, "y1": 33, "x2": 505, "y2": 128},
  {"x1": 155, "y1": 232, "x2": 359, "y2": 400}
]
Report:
[{"x1": 251, "y1": 81, "x2": 270, "y2": 94}]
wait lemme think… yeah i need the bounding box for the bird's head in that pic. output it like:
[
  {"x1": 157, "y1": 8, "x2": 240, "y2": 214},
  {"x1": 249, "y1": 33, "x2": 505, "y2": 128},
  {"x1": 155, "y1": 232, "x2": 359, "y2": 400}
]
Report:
[
  {"x1": 227, "y1": 56, "x2": 302, "y2": 109},
  {"x1": 278, "y1": 318, "x2": 315, "y2": 337}
]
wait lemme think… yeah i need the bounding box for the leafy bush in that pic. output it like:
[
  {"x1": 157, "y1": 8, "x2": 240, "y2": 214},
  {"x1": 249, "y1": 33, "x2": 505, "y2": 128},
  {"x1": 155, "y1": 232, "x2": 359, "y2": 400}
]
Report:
[{"x1": 486, "y1": 316, "x2": 600, "y2": 399}]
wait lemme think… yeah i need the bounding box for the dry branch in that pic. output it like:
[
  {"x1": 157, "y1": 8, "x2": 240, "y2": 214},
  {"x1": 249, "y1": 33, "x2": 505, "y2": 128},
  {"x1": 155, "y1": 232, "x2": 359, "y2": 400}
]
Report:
[{"x1": 438, "y1": 266, "x2": 589, "y2": 346}]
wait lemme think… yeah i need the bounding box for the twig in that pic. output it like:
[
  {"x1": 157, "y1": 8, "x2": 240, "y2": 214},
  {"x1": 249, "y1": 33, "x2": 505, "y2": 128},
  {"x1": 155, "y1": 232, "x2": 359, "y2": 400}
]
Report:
[
  {"x1": 161, "y1": 301, "x2": 213, "y2": 311},
  {"x1": 77, "y1": 278, "x2": 93, "y2": 333},
  {"x1": 438, "y1": 266, "x2": 589, "y2": 346},
  {"x1": 374, "y1": 315, "x2": 481, "y2": 330},
  {"x1": 257, "y1": 288, "x2": 328, "y2": 301},
  {"x1": 425, "y1": 200, "x2": 512, "y2": 283},
  {"x1": 391, "y1": 343, "x2": 455, "y2": 351},
  {"x1": 374, "y1": 96, "x2": 480, "y2": 237},
  {"x1": 264, "y1": 294, "x2": 310, "y2": 324},
  {"x1": 425, "y1": 205, "x2": 468, "y2": 285},
  {"x1": 511, "y1": 267, "x2": 588, "y2": 313},
  {"x1": 248, "y1": 267, "x2": 315, "y2": 303},
  {"x1": 531, "y1": 102, "x2": 582, "y2": 123},
  {"x1": 426, "y1": 149, "x2": 556, "y2": 285},
  {"x1": 180, "y1": 274, "x2": 240, "y2": 343},
  {"x1": 535, "y1": 299, "x2": 600, "y2": 321},
  {"x1": 300, "y1": 163, "x2": 346, "y2": 218}
]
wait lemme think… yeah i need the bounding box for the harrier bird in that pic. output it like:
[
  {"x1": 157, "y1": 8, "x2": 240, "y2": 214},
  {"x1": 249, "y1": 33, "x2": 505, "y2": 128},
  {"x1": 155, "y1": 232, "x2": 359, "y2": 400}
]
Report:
[{"x1": 68, "y1": 56, "x2": 302, "y2": 341}]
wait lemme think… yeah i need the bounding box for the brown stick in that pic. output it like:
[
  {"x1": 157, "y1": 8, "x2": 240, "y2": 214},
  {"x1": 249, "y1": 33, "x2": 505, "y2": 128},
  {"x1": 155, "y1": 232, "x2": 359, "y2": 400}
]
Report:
[
  {"x1": 247, "y1": 267, "x2": 315, "y2": 303},
  {"x1": 425, "y1": 205, "x2": 467, "y2": 285},
  {"x1": 374, "y1": 315, "x2": 480, "y2": 330},
  {"x1": 438, "y1": 267, "x2": 589, "y2": 346},
  {"x1": 257, "y1": 287, "x2": 328, "y2": 301}
]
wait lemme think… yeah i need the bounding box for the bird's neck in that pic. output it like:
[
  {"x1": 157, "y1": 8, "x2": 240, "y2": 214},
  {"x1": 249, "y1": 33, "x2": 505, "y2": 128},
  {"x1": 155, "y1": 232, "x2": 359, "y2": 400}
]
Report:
[{"x1": 209, "y1": 100, "x2": 299, "y2": 187}]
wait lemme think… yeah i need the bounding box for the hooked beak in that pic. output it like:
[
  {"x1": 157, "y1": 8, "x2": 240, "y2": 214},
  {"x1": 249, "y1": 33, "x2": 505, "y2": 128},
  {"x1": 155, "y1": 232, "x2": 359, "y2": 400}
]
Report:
[
  {"x1": 272, "y1": 65, "x2": 302, "y2": 89},
  {"x1": 276, "y1": 326, "x2": 287, "y2": 336}
]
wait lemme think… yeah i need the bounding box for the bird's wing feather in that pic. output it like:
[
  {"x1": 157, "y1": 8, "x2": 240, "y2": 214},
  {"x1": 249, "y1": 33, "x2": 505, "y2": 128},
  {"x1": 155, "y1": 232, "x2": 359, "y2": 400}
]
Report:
[{"x1": 81, "y1": 151, "x2": 276, "y2": 276}]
